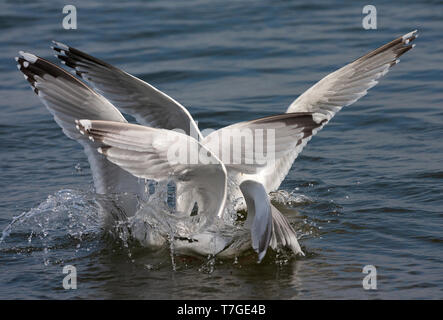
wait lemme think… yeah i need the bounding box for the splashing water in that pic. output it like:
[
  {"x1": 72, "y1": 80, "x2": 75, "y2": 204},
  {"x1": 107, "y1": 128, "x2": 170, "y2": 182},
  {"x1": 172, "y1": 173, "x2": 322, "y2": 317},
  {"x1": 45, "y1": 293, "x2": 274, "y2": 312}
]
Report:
[
  {"x1": 270, "y1": 189, "x2": 313, "y2": 206},
  {"x1": 1, "y1": 189, "x2": 101, "y2": 245},
  {"x1": 0, "y1": 185, "x2": 318, "y2": 269}
]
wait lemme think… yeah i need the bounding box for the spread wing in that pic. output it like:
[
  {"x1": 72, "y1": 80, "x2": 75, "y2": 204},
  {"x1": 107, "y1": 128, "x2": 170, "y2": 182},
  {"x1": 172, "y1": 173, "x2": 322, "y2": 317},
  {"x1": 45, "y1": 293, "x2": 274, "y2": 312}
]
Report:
[
  {"x1": 52, "y1": 41, "x2": 202, "y2": 139},
  {"x1": 76, "y1": 120, "x2": 227, "y2": 228},
  {"x1": 15, "y1": 51, "x2": 145, "y2": 198},
  {"x1": 262, "y1": 30, "x2": 418, "y2": 192},
  {"x1": 287, "y1": 30, "x2": 418, "y2": 119},
  {"x1": 202, "y1": 113, "x2": 326, "y2": 175}
]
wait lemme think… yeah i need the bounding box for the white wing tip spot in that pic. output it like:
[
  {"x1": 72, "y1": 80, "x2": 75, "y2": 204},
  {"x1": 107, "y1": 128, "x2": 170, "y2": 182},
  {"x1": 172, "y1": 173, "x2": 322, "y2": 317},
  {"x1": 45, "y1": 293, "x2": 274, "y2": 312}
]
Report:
[
  {"x1": 402, "y1": 30, "x2": 418, "y2": 41},
  {"x1": 52, "y1": 41, "x2": 69, "y2": 51},
  {"x1": 19, "y1": 51, "x2": 38, "y2": 63},
  {"x1": 78, "y1": 119, "x2": 92, "y2": 131}
]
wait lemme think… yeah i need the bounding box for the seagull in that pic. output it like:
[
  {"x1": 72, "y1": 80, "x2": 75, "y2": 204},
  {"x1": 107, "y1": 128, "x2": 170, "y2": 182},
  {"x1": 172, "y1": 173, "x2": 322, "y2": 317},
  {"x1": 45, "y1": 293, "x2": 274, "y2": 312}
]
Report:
[
  {"x1": 15, "y1": 30, "x2": 418, "y2": 261},
  {"x1": 74, "y1": 117, "x2": 308, "y2": 260}
]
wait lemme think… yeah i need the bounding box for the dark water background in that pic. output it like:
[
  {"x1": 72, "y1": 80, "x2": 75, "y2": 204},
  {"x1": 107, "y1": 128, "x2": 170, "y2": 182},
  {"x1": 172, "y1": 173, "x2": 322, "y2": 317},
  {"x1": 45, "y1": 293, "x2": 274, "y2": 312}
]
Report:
[{"x1": 0, "y1": 0, "x2": 442, "y2": 299}]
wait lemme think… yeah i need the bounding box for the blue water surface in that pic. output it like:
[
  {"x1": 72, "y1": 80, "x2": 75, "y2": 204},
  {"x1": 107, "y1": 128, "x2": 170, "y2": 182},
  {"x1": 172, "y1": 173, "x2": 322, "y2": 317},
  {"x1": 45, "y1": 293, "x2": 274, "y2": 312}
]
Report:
[{"x1": 0, "y1": 0, "x2": 442, "y2": 299}]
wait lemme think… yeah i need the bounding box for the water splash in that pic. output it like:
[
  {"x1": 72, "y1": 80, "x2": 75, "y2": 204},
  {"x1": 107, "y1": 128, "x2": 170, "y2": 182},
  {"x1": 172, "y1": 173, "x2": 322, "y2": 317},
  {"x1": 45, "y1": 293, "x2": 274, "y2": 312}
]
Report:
[
  {"x1": 1, "y1": 189, "x2": 101, "y2": 245},
  {"x1": 270, "y1": 189, "x2": 313, "y2": 206},
  {"x1": 0, "y1": 189, "x2": 105, "y2": 268},
  {"x1": 0, "y1": 184, "x2": 319, "y2": 270}
]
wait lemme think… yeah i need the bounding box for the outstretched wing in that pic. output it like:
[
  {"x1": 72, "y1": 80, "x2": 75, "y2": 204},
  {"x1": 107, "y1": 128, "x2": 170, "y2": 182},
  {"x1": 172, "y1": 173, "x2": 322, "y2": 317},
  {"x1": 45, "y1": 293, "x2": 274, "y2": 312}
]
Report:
[
  {"x1": 16, "y1": 51, "x2": 145, "y2": 198},
  {"x1": 263, "y1": 30, "x2": 418, "y2": 192},
  {"x1": 202, "y1": 112, "x2": 326, "y2": 175},
  {"x1": 76, "y1": 120, "x2": 227, "y2": 228},
  {"x1": 287, "y1": 30, "x2": 418, "y2": 119},
  {"x1": 52, "y1": 41, "x2": 202, "y2": 139}
]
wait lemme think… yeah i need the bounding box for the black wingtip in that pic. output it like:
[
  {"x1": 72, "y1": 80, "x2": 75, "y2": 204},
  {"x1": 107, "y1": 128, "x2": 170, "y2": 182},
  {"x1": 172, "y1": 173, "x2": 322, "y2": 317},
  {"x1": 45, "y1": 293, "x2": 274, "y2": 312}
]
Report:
[
  {"x1": 15, "y1": 49, "x2": 93, "y2": 95},
  {"x1": 15, "y1": 52, "x2": 40, "y2": 93}
]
